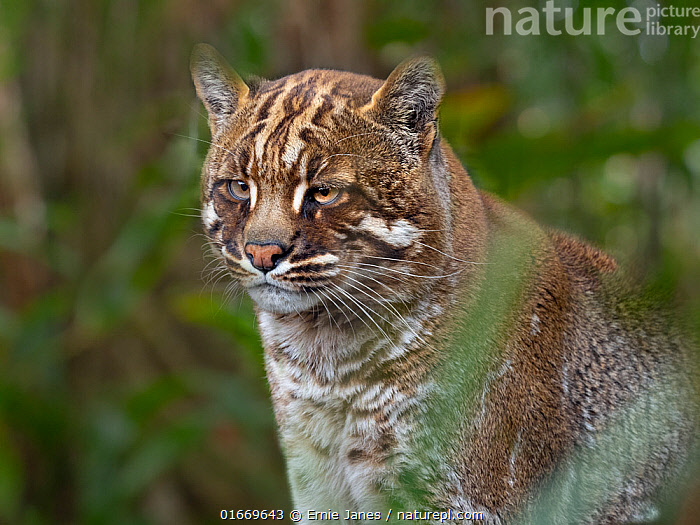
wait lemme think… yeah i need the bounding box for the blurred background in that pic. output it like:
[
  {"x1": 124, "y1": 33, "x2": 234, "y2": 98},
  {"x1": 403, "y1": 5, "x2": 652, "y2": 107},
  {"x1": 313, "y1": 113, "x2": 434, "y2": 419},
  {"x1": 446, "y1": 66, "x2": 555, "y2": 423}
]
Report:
[{"x1": 1, "y1": 0, "x2": 699, "y2": 523}]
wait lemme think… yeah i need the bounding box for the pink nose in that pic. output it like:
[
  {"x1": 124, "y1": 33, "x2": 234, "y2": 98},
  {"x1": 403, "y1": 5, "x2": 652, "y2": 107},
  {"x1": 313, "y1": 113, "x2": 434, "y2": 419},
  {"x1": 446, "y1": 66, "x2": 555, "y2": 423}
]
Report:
[{"x1": 245, "y1": 243, "x2": 284, "y2": 272}]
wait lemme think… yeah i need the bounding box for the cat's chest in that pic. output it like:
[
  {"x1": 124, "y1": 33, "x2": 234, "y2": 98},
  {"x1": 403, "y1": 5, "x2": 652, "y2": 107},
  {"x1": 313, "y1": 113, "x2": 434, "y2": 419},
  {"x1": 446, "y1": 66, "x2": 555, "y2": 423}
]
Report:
[
  {"x1": 258, "y1": 312, "x2": 423, "y2": 509},
  {"x1": 265, "y1": 354, "x2": 407, "y2": 511}
]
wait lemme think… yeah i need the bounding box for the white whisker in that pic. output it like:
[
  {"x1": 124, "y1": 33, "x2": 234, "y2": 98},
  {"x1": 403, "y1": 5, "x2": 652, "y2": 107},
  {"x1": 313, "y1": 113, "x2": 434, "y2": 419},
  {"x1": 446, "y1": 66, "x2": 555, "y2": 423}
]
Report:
[
  {"x1": 172, "y1": 133, "x2": 237, "y2": 157},
  {"x1": 332, "y1": 131, "x2": 384, "y2": 146},
  {"x1": 318, "y1": 286, "x2": 357, "y2": 336},
  {"x1": 355, "y1": 253, "x2": 448, "y2": 272},
  {"x1": 319, "y1": 153, "x2": 383, "y2": 166},
  {"x1": 310, "y1": 288, "x2": 341, "y2": 331},
  {"x1": 341, "y1": 272, "x2": 431, "y2": 350},
  {"x1": 414, "y1": 240, "x2": 488, "y2": 265},
  {"x1": 338, "y1": 262, "x2": 465, "y2": 280},
  {"x1": 330, "y1": 283, "x2": 391, "y2": 343},
  {"x1": 339, "y1": 267, "x2": 410, "y2": 310},
  {"x1": 328, "y1": 283, "x2": 383, "y2": 339}
]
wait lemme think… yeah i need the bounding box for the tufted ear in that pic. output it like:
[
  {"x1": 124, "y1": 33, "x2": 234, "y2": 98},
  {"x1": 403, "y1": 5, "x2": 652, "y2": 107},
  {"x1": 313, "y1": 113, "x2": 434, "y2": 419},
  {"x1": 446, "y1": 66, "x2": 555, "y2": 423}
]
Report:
[
  {"x1": 190, "y1": 44, "x2": 249, "y2": 136},
  {"x1": 367, "y1": 57, "x2": 445, "y2": 134}
]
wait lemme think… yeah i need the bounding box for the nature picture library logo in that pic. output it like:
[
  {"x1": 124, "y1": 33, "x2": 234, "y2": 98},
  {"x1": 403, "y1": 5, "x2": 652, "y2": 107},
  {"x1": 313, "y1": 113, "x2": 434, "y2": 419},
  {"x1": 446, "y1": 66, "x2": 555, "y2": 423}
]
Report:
[{"x1": 486, "y1": 1, "x2": 700, "y2": 38}]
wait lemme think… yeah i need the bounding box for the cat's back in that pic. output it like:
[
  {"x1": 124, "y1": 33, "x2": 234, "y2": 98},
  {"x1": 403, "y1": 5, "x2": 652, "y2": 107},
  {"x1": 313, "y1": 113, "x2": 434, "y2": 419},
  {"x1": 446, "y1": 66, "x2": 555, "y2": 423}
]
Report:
[{"x1": 440, "y1": 189, "x2": 698, "y2": 521}]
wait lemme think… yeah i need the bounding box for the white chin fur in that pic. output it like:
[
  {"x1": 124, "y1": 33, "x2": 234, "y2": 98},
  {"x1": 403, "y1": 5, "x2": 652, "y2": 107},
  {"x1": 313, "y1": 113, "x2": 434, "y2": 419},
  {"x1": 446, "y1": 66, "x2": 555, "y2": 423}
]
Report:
[{"x1": 247, "y1": 284, "x2": 320, "y2": 314}]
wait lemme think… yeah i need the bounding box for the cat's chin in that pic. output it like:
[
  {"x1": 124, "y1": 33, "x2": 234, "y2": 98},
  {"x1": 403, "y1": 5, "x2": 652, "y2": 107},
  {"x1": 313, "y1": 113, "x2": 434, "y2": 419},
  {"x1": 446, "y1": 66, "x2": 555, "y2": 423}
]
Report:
[{"x1": 246, "y1": 283, "x2": 320, "y2": 314}]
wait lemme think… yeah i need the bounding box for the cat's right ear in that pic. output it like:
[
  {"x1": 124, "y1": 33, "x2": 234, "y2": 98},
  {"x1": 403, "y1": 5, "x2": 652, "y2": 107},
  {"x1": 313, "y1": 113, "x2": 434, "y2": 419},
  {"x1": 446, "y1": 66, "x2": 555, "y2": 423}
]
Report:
[
  {"x1": 365, "y1": 57, "x2": 445, "y2": 135},
  {"x1": 190, "y1": 44, "x2": 249, "y2": 136}
]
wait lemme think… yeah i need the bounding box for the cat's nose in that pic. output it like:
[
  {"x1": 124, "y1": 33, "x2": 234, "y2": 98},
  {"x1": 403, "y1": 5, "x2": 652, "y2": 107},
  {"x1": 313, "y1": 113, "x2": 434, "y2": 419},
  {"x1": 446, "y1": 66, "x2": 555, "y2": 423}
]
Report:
[{"x1": 245, "y1": 243, "x2": 285, "y2": 272}]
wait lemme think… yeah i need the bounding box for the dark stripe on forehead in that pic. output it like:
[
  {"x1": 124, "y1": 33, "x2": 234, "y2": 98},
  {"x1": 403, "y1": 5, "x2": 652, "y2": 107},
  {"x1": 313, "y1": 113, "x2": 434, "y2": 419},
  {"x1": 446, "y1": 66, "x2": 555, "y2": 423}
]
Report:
[
  {"x1": 257, "y1": 88, "x2": 283, "y2": 121},
  {"x1": 263, "y1": 108, "x2": 304, "y2": 154},
  {"x1": 237, "y1": 148, "x2": 250, "y2": 174},
  {"x1": 282, "y1": 74, "x2": 327, "y2": 110},
  {"x1": 241, "y1": 121, "x2": 267, "y2": 144},
  {"x1": 283, "y1": 82, "x2": 306, "y2": 112},
  {"x1": 312, "y1": 94, "x2": 335, "y2": 127},
  {"x1": 235, "y1": 121, "x2": 267, "y2": 172},
  {"x1": 306, "y1": 156, "x2": 322, "y2": 182},
  {"x1": 298, "y1": 128, "x2": 315, "y2": 144}
]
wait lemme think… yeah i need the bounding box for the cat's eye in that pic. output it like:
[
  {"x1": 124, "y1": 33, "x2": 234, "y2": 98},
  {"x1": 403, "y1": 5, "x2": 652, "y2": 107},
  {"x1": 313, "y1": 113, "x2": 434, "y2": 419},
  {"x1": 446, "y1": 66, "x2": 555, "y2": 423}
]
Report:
[
  {"x1": 312, "y1": 186, "x2": 340, "y2": 205},
  {"x1": 227, "y1": 180, "x2": 250, "y2": 201}
]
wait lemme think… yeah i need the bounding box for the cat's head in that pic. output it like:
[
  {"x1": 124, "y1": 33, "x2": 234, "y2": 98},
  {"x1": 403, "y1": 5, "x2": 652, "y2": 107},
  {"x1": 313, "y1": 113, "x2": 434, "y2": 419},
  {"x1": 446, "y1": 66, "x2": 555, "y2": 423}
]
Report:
[{"x1": 191, "y1": 44, "x2": 448, "y2": 315}]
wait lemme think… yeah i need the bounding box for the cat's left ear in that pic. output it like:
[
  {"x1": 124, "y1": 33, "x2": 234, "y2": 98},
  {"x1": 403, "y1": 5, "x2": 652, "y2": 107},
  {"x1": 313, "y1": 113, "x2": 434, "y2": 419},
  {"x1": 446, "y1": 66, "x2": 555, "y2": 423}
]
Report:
[
  {"x1": 190, "y1": 43, "x2": 250, "y2": 136},
  {"x1": 366, "y1": 57, "x2": 445, "y2": 136}
]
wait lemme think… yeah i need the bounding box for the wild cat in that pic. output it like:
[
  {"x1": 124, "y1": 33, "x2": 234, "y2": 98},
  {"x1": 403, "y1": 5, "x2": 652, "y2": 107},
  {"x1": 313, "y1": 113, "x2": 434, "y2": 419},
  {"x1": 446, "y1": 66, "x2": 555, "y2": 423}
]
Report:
[{"x1": 190, "y1": 44, "x2": 697, "y2": 524}]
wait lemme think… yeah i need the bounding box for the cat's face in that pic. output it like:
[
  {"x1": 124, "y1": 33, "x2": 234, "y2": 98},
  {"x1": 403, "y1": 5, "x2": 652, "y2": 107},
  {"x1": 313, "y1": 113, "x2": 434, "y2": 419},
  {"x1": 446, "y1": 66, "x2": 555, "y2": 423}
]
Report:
[{"x1": 192, "y1": 45, "x2": 447, "y2": 315}]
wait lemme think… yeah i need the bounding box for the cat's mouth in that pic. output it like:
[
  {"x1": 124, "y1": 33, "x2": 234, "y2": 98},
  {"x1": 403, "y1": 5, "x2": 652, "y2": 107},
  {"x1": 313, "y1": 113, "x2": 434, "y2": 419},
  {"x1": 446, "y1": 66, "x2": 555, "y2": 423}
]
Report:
[
  {"x1": 246, "y1": 282, "x2": 321, "y2": 314},
  {"x1": 235, "y1": 251, "x2": 339, "y2": 314}
]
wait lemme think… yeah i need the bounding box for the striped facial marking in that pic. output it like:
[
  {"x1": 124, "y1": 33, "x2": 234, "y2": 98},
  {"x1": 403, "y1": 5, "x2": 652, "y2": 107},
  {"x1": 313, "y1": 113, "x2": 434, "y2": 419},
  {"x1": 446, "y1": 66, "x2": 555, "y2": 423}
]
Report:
[
  {"x1": 292, "y1": 178, "x2": 308, "y2": 214},
  {"x1": 249, "y1": 182, "x2": 258, "y2": 210},
  {"x1": 355, "y1": 217, "x2": 422, "y2": 249}
]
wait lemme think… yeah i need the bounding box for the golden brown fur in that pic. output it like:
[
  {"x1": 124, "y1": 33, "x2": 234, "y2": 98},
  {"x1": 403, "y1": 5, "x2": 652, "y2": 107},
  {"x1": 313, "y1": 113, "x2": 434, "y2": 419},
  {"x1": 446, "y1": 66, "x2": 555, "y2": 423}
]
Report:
[{"x1": 191, "y1": 44, "x2": 697, "y2": 524}]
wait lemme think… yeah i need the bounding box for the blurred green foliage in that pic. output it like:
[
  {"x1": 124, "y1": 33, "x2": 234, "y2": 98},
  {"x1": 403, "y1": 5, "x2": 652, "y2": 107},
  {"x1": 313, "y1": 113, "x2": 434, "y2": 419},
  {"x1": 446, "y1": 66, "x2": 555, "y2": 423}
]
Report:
[{"x1": 0, "y1": 0, "x2": 698, "y2": 523}]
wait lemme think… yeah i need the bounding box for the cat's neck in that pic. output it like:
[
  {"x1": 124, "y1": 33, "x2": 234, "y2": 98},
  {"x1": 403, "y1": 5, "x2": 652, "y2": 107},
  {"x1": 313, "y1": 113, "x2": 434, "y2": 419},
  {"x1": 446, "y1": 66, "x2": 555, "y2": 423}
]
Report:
[{"x1": 256, "y1": 284, "x2": 447, "y2": 391}]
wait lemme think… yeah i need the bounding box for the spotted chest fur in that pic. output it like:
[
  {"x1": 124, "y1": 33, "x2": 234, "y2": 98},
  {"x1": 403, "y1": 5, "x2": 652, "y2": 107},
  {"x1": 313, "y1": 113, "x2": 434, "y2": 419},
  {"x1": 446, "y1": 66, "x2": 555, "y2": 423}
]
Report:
[{"x1": 191, "y1": 45, "x2": 697, "y2": 524}]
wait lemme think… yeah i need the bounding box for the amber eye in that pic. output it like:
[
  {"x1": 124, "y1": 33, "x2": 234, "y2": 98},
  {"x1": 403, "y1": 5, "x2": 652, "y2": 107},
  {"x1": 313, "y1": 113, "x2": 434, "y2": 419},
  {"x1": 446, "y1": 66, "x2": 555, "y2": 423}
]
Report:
[
  {"x1": 227, "y1": 180, "x2": 250, "y2": 201},
  {"x1": 312, "y1": 186, "x2": 340, "y2": 205}
]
